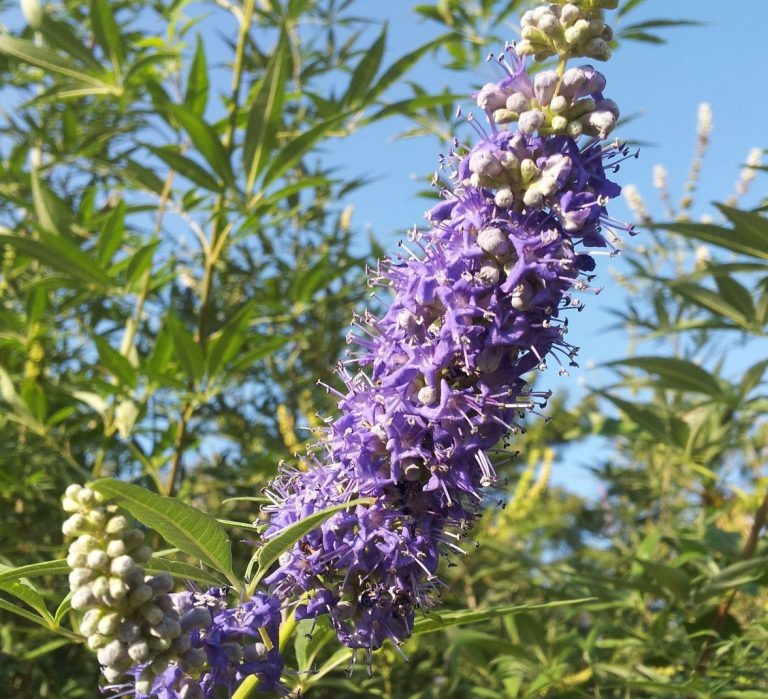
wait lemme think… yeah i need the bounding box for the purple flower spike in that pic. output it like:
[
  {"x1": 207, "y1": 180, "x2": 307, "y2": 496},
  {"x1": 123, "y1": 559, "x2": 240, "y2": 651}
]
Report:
[{"x1": 261, "y1": 9, "x2": 633, "y2": 656}]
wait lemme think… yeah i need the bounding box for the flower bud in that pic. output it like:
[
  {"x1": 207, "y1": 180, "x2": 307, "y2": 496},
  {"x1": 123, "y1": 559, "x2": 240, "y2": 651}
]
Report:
[
  {"x1": 91, "y1": 575, "x2": 110, "y2": 598},
  {"x1": 141, "y1": 603, "x2": 164, "y2": 625},
  {"x1": 110, "y1": 555, "x2": 136, "y2": 578},
  {"x1": 477, "y1": 227, "x2": 511, "y2": 257},
  {"x1": 106, "y1": 539, "x2": 126, "y2": 558},
  {"x1": 128, "y1": 641, "x2": 152, "y2": 662},
  {"x1": 106, "y1": 515, "x2": 128, "y2": 535},
  {"x1": 518, "y1": 110, "x2": 545, "y2": 134},
  {"x1": 494, "y1": 188, "x2": 515, "y2": 208},
  {"x1": 417, "y1": 385, "x2": 438, "y2": 406},
  {"x1": 80, "y1": 608, "x2": 103, "y2": 636},
  {"x1": 180, "y1": 606, "x2": 212, "y2": 631},
  {"x1": 477, "y1": 263, "x2": 500, "y2": 286},
  {"x1": 87, "y1": 550, "x2": 109, "y2": 571},
  {"x1": 147, "y1": 573, "x2": 174, "y2": 594},
  {"x1": 97, "y1": 639, "x2": 127, "y2": 667},
  {"x1": 109, "y1": 576, "x2": 128, "y2": 600},
  {"x1": 505, "y1": 93, "x2": 529, "y2": 114},
  {"x1": 71, "y1": 586, "x2": 97, "y2": 610}
]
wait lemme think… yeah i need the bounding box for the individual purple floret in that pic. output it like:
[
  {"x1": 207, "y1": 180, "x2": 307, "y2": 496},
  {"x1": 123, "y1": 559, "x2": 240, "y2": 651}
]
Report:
[{"x1": 261, "y1": 29, "x2": 633, "y2": 656}]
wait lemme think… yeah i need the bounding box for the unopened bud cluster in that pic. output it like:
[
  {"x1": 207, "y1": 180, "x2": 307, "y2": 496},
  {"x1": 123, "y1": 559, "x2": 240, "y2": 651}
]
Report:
[
  {"x1": 476, "y1": 63, "x2": 618, "y2": 140},
  {"x1": 517, "y1": 1, "x2": 616, "y2": 62},
  {"x1": 62, "y1": 484, "x2": 198, "y2": 689}
]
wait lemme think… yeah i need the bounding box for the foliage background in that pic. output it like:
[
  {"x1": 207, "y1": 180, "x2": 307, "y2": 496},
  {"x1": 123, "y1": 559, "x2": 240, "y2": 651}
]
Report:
[{"x1": 0, "y1": 0, "x2": 766, "y2": 697}]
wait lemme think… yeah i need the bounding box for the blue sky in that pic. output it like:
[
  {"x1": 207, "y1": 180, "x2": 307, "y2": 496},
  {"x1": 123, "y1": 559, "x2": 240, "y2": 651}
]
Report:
[{"x1": 2, "y1": 1, "x2": 765, "y2": 494}]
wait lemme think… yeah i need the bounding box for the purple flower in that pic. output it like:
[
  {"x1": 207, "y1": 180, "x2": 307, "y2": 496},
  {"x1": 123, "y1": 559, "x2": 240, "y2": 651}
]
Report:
[{"x1": 261, "y1": 23, "x2": 633, "y2": 655}]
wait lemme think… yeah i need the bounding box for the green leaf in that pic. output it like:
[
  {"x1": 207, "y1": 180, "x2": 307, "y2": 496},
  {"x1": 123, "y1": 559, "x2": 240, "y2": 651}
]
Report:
[
  {"x1": 600, "y1": 393, "x2": 670, "y2": 442},
  {"x1": 247, "y1": 498, "x2": 375, "y2": 592},
  {"x1": 412, "y1": 599, "x2": 597, "y2": 636},
  {"x1": 0, "y1": 596, "x2": 50, "y2": 627},
  {"x1": 658, "y1": 212, "x2": 768, "y2": 261},
  {"x1": 343, "y1": 27, "x2": 386, "y2": 107},
  {"x1": 243, "y1": 31, "x2": 289, "y2": 193},
  {"x1": 94, "y1": 336, "x2": 136, "y2": 386},
  {"x1": 166, "y1": 313, "x2": 204, "y2": 384},
  {"x1": 124, "y1": 241, "x2": 159, "y2": 288},
  {"x1": 715, "y1": 275, "x2": 756, "y2": 321},
  {"x1": 165, "y1": 104, "x2": 234, "y2": 188},
  {"x1": 39, "y1": 16, "x2": 102, "y2": 71},
  {"x1": 184, "y1": 35, "x2": 209, "y2": 116},
  {"x1": 90, "y1": 0, "x2": 124, "y2": 69},
  {"x1": 0, "y1": 560, "x2": 69, "y2": 586},
  {"x1": 207, "y1": 301, "x2": 256, "y2": 379},
  {"x1": 0, "y1": 580, "x2": 53, "y2": 624},
  {"x1": 695, "y1": 557, "x2": 768, "y2": 601},
  {"x1": 90, "y1": 479, "x2": 237, "y2": 587},
  {"x1": 0, "y1": 233, "x2": 114, "y2": 289},
  {"x1": 144, "y1": 556, "x2": 227, "y2": 587},
  {"x1": 30, "y1": 168, "x2": 70, "y2": 236},
  {"x1": 365, "y1": 34, "x2": 453, "y2": 102},
  {"x1": 261, "y1": 112, "x2": 353, "y2": 188},
  {"x1": 0, "y1": 36, "x2": 115, "y2": 90},
  {"x1": 671, "y1": 282, "x2": 754, "y2": 331},
  {"x1": 740, "y1": 358, "x2": 768, "y2": 397},
  {"x1": 145, "y1": 144, "x2": 224, "y2": 193},
  {"x1": 54, "y1": 593, "x2": 72, "y2": 625},
  {"x1": 634, "y1": 559, "x2": 690, "y2": 600},
  {"x1": 97, "y1": 200, "x2": 126, "y2": 266},
  {"x1": 605, "y1": 356, "x2": 722, "y2": 397}
]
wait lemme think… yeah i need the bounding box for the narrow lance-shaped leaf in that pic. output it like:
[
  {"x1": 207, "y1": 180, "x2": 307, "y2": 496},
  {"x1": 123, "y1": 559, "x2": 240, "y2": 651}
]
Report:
[
  {"x1": 184, "y1": 35, "x2": 209, "y2": 116},
  {"x1": 90, "y1": 479, "x2": 237, "y2": 588},
  {"x1": 343, "y1": 26, "x2": 386, "y2": 107},
  {"x1": 90, "y1": 0, "x2": 124, "y2": 70},
  {"x1": 0, "y1": 36, "x2": 116, "y2": 90},
  {"x1": 605, "y1": 356, "x2": 723, "y2": 397},
  {"x1": 243, "y1": 30, "x2": 289, "y2": 193},
  {"x1": 412, "y1": 598, "x2": 597, "y2": 635}
]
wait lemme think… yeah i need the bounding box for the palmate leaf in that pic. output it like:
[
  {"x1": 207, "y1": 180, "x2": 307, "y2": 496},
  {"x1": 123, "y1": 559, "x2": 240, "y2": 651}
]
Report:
[{"x1": 90, "y1": 479, "x2": 238, "y2": 588}]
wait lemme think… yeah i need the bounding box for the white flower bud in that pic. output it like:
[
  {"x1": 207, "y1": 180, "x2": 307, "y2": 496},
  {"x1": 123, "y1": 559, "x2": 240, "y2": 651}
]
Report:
[
  {"x1": 468, "y1": 149, "x2": 503, "y2": 178},
  {"x1": 98, "y1": 612, "x2": 121, "y2": 636},
  {"x1": 65, "y1": 484, "x2": 83, "y2": 499},
  {"x1": 150, "y1": 616, "x2": 181, "y2": 639},
  {"x1": 80, "y1": 608, "x2": 103, "y2": 636},
  {"x1": 520, "y1": 159, "x2": 539, "y2": 183},
  {"x1": 141, "y1": 603, "x2": 164, "y2": 625},
  {"x1": 61, "y1": 496, "x2": 81, "y2": 513},
  {"x1": 477, "y1": 227, "x2": 511, "y2": 257},
  {"x1": 108, "y1": 576, "x2": 128, "y2": 600},
  {"x1": 505, "y1": 93, "x2": 529, "y2": 114},
  {"x1": 551, "y1": 115, "x2": 568, "y2": 132},
  {"x1": 71, "y1": 534, "x2": 99, "y2": 554},
  {"x1": 91, "y1": 575, "x2": 109, "y2": 598},
  {"x1": 533, "y1": 71, "x2": 559, "y2": 106},
  {"x1": 67, "y1": 551, "x2": 88, "y2": 569},
  {"x1": 475, "y1": 83, "x2": 509, "y2": 112},
  {"x1": 62, "y1": 514, "x2": 87, "y2": 537},
  {"x1": 102, "y1": 666, "x2": 125, "y2": 683},
  {"x1": 106, "y1": 515, "x2": 128, "y2": 535},
  {"x1": 77, "y1": 488, "x2": 96, "y2": 507},
  {"x1": 87, "y1": 633, "x2": 110, "y2": 651},
  {"x1": 560, "y1": 3, "x2": 580, "y2": 26},
  {"x1": 523, "y1": 186, "x2": 544, "y2": 209},
  {"x1": 567, "y1": 120, "x2": 583, "y2": 138},
  {"x1": 477, "y1": 263, "x2": 500, "y2": 286},
  {"x1": 106, "y1": 539, "x2": 126, "y2": 558},
  {"x1": 97, "y1": 639, "x2": 127, "y2": 667},
  {"x1": 396, "y1": 308, "x2": 417, "y2": 332},
  {"x1": 519, "y1": 109, "x2": 546, "y2": 135},
  {"x1": 587, "y1": 110, "x2": 616, "y2": 138},
  {"x1": 87, "y1": 550, "x2": 109, "y2": 571},
  {"x1": 493, "y1": 108, "x2": 517, "y2": 125},
  {"x1": 128, "y1": 640, "x2": 151, "y2": 662},
  {"x1": 69, "y1": 568, "x2": 94, "y2": 590},
  {"x1": 417, "y1": 385, "x2": 438, "y2": 405},
  {"x1": 585, "y1": 38, "x2": 610, "y2": 60},
  {"x1": 71, "y1": 586, "x2": 97, "y2": 610},
  {"x1": 550, "y1": 95, "x2": 568, "y2": 114},
  {"x1": 494, "y1": 188, "x2": 515, "y2": 208},
  {"x1": 110, "y1": 555, "x2": 136, "y2": 578},
  {"x1": 510, "y1": 282, "x2": 533, "y2": 310}
]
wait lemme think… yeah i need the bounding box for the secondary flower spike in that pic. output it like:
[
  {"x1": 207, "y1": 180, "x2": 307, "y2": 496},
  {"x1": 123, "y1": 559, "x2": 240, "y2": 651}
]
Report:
[
  {"x1": 261, "y1": 1, "x2": 634, "y2": 655},
  {"x1": 62, "y1": 485, "x2": 284, "y2": 697}
]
